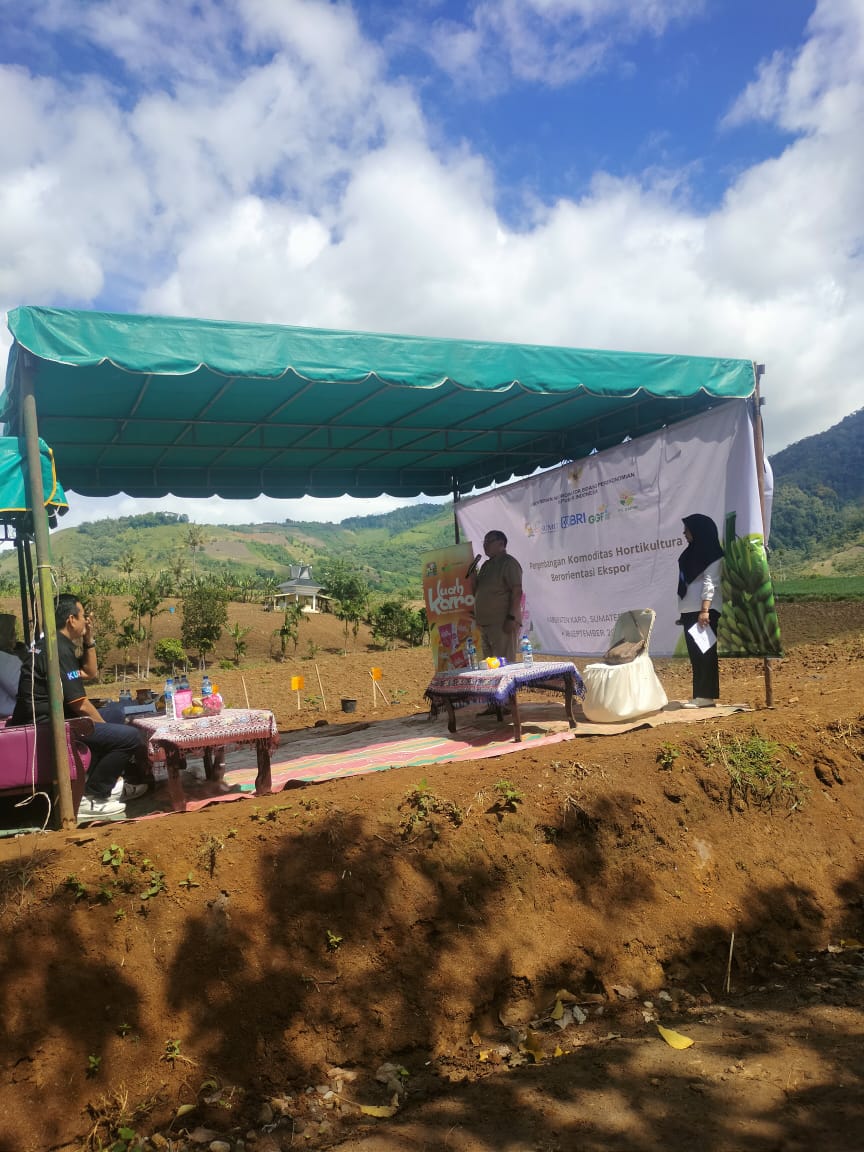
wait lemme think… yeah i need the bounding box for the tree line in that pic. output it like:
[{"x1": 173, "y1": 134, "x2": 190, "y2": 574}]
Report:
[{"x1": 0, "y1": 528, "x2": 427, "y2": 677}]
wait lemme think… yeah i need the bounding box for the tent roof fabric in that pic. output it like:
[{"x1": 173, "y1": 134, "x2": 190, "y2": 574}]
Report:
[{"x1": 1, "y1": 307, "x2": 756, "y2": 500}]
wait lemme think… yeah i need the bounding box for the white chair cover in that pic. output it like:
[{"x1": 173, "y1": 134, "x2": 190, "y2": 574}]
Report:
[{"x1": 581, "y1": 609, "x2": 668, "y2": 723}]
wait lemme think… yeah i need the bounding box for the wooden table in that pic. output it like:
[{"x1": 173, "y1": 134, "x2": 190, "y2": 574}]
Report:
[
  {"x1": 131, "y1": 708, "x2": 280, "y2": 812},
  {"x1": 425, "y1": 660, "x2": 584, "y2": 743}
]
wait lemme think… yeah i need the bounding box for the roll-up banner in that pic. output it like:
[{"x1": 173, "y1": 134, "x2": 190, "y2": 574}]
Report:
[
  {"x1": 421, "y1": 542, "x2": 483, "y2": 672},
  {"x1": 455, "y1": 400, "x2": 782, "y2": 659}
]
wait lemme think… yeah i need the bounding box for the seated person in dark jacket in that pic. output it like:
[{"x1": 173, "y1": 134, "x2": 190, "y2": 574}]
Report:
[
  {"x1": 0, "y1": 612, "x2": 23, "y2": 718},
  {"x1": 11, "y1": 593, "x2": 147, "y2": 823}
]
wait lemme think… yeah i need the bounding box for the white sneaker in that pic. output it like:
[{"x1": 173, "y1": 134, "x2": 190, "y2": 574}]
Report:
[
  {"x1": 123, "y1": 782, "x2": 149, "y2": 801},
  {"x1": 77, "y1": 795, "x2": 127, "y2": 824},
  {"x1": 110, "y1": 777, "x2": 124, "y2": 799},
  {"x1": 683, "y1": 697, "x2": 716, "y2": 709}
]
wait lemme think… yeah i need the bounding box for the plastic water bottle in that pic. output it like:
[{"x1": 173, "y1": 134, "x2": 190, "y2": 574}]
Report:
[
  {"x1": 465, "y1": 637, "x2": 477, "y2": 670},
  {"x1": 202, "y1": 675, "x2": 213, "y2": 697},
  {"x1": 119, "y1": 688, "x2": 132, "y2": 704},
  {"x1": 164, "y1": 677, "x2": 175, "y2": 719},
  {"x1": 179, "y1": 673, "x2": 190, "y2": 692},
  {"x1": 520, "y1": 636, "x2": 534, "y2": 666}
]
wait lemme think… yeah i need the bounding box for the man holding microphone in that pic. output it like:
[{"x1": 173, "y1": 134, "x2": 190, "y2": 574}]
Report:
[{"x1": 471, "y1": 530, "x2": 524, "y2": 665}]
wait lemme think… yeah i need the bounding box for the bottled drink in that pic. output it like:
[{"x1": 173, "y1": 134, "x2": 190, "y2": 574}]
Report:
[
  {"x1": 520, "y1": 636, "x2": 534, "y2": 666},
  {"x1": 178, "y1": 673, "x2": 190, "y2": 691},
  {"x1": 164, "y1": 677, "x2": 175, "y2": 719},
  {"x1": 202, "y1": 675, "x2": 213, "y2": 697},
  {"x1": 119, "y1": 688, "x2": 132, "y2": 705},
  {"x1": 465, "y1": 637, "x2": 477, "y2": 670}
]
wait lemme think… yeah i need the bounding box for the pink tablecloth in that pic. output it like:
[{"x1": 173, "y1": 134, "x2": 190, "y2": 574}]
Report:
[
  {"x1": 131, "y1": 708, "x2": 279, "y2": 765},
  {"x1": 426, "y1": 660, "x2": 584, "y2": 707}
]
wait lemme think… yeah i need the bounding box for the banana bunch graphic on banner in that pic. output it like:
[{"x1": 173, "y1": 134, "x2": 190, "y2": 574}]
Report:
[{"x1": 717, "y1": 512, "x2": 783, "y2": 658}]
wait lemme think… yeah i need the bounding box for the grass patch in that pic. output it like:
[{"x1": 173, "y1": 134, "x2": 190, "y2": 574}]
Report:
[
  {"x1": 702, "y1": 730, "x2": 809, "y2": 811},
  {"x1": 774, "y1": 576, "x2": 864, "y2": 601}
]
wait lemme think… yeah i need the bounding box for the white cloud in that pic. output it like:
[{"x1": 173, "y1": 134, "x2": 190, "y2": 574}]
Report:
[
  {"x1": 1, "y1": 0, "x2": 863, "y2": 533},
  {"x1": 407, "y1": 0, "x2": 703, "y2": 89}
]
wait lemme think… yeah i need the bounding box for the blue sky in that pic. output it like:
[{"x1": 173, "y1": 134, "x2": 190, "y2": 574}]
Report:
[{"x1": 1, "y1": 0, "x2": 862, "y2": 528}]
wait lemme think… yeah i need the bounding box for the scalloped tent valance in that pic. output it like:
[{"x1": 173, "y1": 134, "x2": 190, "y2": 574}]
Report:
[{"x1": 1, "y1": 307, "x2": 756, "y2": 500}]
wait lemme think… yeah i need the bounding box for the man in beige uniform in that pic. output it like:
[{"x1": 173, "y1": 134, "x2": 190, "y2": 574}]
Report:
[{"x1": 472, "y1": 530, "x2": 523, "y2": 664}]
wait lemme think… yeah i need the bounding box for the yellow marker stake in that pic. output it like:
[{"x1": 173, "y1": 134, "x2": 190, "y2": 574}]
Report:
[
  {"x1": 370, "y1": 668, "x2": 388, "y2": 706},
  {"x1": 291, "y1": 675, "x2": 305, "y2": 711}
]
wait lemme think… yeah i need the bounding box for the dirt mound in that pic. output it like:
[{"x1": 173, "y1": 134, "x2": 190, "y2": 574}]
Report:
[{"x1": 1, "y1": 600, "x2": 863, "y2": 1151}]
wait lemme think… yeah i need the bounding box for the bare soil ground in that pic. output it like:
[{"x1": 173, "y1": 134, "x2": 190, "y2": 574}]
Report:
[{"x1": 1, "y1": 599, "x2": 863, "y2": 1152}]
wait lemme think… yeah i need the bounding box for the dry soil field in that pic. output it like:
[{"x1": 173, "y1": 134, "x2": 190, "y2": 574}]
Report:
[{"x1": 0, "y1": 599, "x2": 862, "y2": 1152}]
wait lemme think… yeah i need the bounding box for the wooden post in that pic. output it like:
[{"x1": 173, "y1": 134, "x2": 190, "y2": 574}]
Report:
[
  {"x1": 751, "y1": 364, "x2": 774, "y2": 708},
  {"x1": 19, "y1": 355, "x2": 76, "y2": 828}
]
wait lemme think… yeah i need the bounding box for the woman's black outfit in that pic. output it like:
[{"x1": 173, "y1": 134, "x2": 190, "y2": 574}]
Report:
[{"x1": 677, "y1": 513, "x2": 724, "y2": 702}]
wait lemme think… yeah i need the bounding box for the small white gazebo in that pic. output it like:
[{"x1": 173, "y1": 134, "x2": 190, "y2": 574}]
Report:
[{"x1": 274, "y1": 565, "x2": 325, "y2": 612}]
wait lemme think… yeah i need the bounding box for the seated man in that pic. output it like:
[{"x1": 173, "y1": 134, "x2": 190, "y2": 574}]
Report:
[
  {"x1": 10, "y1": 593, "x2": 148, "y2": 823},
  {"x1": 0, "y1": 613, "x2": 23, "y2": 718}
]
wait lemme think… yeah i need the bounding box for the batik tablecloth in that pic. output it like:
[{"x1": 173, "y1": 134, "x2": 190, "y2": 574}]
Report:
[
  {"x1": 131, "y1": 708, "x2": 279, "y2": 764},
  {"x1": 425, "y1": 660, "x2": 585, "y2": 709}
]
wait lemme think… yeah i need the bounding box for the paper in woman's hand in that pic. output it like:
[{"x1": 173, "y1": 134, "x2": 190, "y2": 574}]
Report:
[{"x1": 688, "y1": 622, "x2": 716, "y2": 653}]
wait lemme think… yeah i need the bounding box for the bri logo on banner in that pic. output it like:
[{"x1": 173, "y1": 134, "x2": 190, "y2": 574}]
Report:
[{"x1": 525, "y1": 504, "x2": 610, "y2": 536}]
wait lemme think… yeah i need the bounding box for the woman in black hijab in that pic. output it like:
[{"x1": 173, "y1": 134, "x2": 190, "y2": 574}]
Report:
[{"x1": 677, "y1": 513, "x2": 724, "y2": 706}]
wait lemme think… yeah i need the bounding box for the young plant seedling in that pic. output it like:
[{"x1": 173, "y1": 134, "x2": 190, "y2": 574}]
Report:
[
  {"x1": 101, "y1": 843, "x2": 126, "y2": 871},
  {"x1": 198, "y1": 834, "x2": 224, "y2": 878},
  {"x1": 160, "y1": 1038, "x2": 194, "y2": 1066},
  {"x1": 178, "y1": 872, "x2": 200, "y2": 890},
  {"x1": 109, "y1": 1126, "x2": 143, "y2": 1152},
  {"x1": 656, "y1": 742, "x2": 680, "y2": 770},
  {"x1": 140, "y1": 870, "x2": 167, "y2": 901},
  {"x1": 64, "y1": 874, "x2": 88, "y2": 901},
  {"x1": 86, "y1": 1054, "x2": 102, "y2": 1077},
  {"x1": 399, "y1": 780, "x2": 464, "y2": 839},
  {"x1": 326, "y1": 929, "x2": 343, "y2": 952},
  {"x1": 494, "y1": 780, "x2": 523, "y2": 811}
]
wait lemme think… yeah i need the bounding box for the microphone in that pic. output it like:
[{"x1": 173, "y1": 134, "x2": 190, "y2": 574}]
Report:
[{"x1": 466, "y1": 554, "x2": 481, "y2": 578}]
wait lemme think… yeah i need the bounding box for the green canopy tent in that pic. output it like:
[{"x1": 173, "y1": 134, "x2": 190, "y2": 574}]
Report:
[
  {"x1": 1, "y1": 305, "x2": 760, "y2": 826},
  {"x1": 3, "y1": 307, "x2": 756, "y2": 499},
  {"x1": 0, "y1": 435, "x2": 68, "y2": 639}
]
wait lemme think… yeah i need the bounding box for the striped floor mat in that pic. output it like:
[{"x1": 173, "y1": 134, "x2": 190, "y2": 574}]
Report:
[{"x1": 128, "y1": 706, "x2": 578, "y2": 818}]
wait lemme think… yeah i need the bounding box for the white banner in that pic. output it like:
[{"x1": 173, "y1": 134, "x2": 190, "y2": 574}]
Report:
[{"x1": 456, "y1": 401, "x2": 767, "y2": 657}]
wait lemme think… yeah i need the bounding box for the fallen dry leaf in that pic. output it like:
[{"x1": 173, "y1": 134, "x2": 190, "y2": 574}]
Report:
[
  {"x1": 657, "y1": 1024, "x2": 695, "y2": 1050},
  {"x1": 359, "y1": 1103, "x2": 399, "y2": 1119},
  {"x1": 520, "y1": 1030, "x2": 545, "y2": 1063}
]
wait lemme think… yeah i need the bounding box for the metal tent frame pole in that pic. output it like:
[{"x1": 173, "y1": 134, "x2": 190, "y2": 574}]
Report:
[
  {"x1": 752, "y1": 363, "x2": 774, "y2": 708},
  {"x1": 18, "y1": 354, "x2": 75, "y2": 827},
  {"x1": 15, "y1": 537, "x2": 31, "y2": 642}
]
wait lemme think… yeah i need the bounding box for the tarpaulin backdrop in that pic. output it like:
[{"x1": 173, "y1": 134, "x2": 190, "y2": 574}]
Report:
[{"x1": 456, "y1": 400, "x2": 781, "y2": 658}]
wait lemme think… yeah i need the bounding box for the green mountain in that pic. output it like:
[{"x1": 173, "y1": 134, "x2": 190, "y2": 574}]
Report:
[
  {"x1": 0, "y1": 504, "x2": 457, "y2": 596},
  {"x1": 3, "y1": 407, "x2": 861, "y2": 592},
  {"x1": 769, "y1": 407, "x2": 864, "y2": 573}
]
